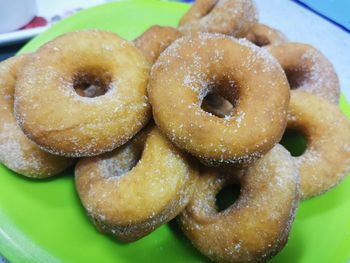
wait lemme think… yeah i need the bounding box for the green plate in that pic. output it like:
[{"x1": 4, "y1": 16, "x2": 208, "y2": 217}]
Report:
[{"x1": 1, "y1": 0, "x2": 350, "y2": 262}]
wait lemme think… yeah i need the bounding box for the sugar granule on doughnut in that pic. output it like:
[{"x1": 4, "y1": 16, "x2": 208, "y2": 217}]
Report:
[
  {"x1": 286, "y1": 91, "x2": 350, "y2": 199},
  {"x1": 268, "y1": 42, "x2": 340, "y2": 104},
  {"x1": 178, "y1": 0, "x2": 258, "y2": 37},
  {"x1": 134, "y1": 25, "x2": 182, "y2": 64},
  {"x1": 178, "y1": 144, "x2": 300, "y2": 263},
  {"x1": 245, "y1": 23, "x2": 287, "y2": 47},
  {"x1": 75, "y1": 126, "x2": 197, "y2": 242},
  {"x1": 14, "y1": 30, "x2": 151, "y2": 157},
  {"x1": 148, "y1": 33, "x2": 290, "y2": 166},
  {"x1": 0, "y1": 55, "x2": 73, "y2": 178},
  {"x1": 178, "y1": 0, "x2": 217, "y2": 26}
]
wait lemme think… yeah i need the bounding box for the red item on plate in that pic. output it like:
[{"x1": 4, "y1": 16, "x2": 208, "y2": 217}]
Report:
[{"x1": 21, "y1": 16, "x2": 48, "y2": 30}]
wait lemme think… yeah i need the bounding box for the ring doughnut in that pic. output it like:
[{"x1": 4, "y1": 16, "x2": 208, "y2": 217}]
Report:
[
  {"x1": 134, "y1": 25, "x2": 182, "y2": 64},
  {"x1": 75, "y1": 126, "x2": 197, "y2": 242},
  {"x1": 0, "y1": 55, "x2": 73, "y2": 178},
  {"x1": 267, "y1": 42, "x2": 340, "y2": 104},
  {"x1": 245, "y1": 23, "x2": 287, "y2": 47},
  {"x1": 286, "y1": 91, "x2": 350, "y2": 199},
  {"x1": 148, "y1": 33, "x2": 290, "y2": 166},
  {"x1": 178, "y1": 0, "x2": 258, "y2": 37},
  {"x1": 14, "y1": 30, "x2": 151, "y2": 157},
  {"x1": 178, "y1": 144, "x2": 300, "y2": 263}
]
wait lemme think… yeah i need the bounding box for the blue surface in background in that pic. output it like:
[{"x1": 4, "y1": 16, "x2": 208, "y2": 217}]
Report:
[{"x1": 295, "y1": 0, "x2": 350, "y2": 31}]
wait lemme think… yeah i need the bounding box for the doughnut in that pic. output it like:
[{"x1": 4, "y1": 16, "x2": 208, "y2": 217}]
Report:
[
  {"x1": 178, "y1": 0, "x2": 258, "y2": 37},
  {"x1": 75, "y1": 126, "x2": 197, "y2": 242},
  {"x1": 134, "y1": 25, "x2": 182, "y2": 64},
  {"x1": 267, "y1": 42, "x2": 340, "y2": 104},
  {"x1": 0, "y1": 55, "x2": 73, "y2": 178},
  {"x1": 245, "y1": 23, "x2": 287, "y2": 47},
  {"x1": 148, "y1": 33, "x2": 290, "y2": 166},
  {"x1": 286, "y1": 91, "x2": 350, "y2": 199},
  {"x1": 178, "y1": 144, "x2": 300, "y2": 262},
  {"x1": 14, "y1": 30, "x2": 151, "y2": 157}
]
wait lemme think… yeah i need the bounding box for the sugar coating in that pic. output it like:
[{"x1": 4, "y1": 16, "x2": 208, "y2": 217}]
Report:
[
  {"x1": 0, "y1": 123, "x2": 42, "y2": 173},
  {"x1": 268, "y1": 43, "x2": 340, "y2": 104},
  {"x1": 0, "y1": 55, "x2": 72, "y2": 178},
  {"x1": 179, "y1": 0, "x2": 258, "y2": 37},
  {"x1": 99, "y1": 145, "x2": 139, "y2": 179},
  {"x1": 297, "y1": 48, "x2": 339, "y2": 103},
  {"x1": 75, "y1": 127, "x2": 197, "y2": 241},
  {"x1": 244, "y1": 23, "x2": 288, "y2": 47},
  {"x1": 14, "y1": 30, "x2": 151, "y2": 158},
  {"x1": 287, "y1": 91, "x2": 350, "y2": 199},
  {"x1": 178, "y1": 145, "x2": 300, "y2": 263},
  {"x1": 133, "y1": 25, "x2": 182, "y2": 64},
  {"x1": 149, "y1": 32, "x2": 289, "y2": 166}
]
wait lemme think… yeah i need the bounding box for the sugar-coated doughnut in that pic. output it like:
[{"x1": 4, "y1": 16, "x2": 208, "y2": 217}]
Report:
[
  {"x1": 15, "y1": 30, "x2": 151, "y2": 157},
  {"x1": 268, "y1": 42, "x2": 340, "y2": 104},
  {"x1": 287, "y1": 91, "x2": 350, "y2": 199},
  {"x1": 0, "y1": 55, "x2": 73, "y2": 178},
  {"x1": 148, "y1": 33, "x2": 290, "y2": 166},
  {"x1": 245, "y1": 23, "x2": 287, "y2": 47},
  {"x1": 178, "y1": 144, "x2": 300, "y2": 263},
  {"x1": 75, "y1": 126, "x2": 197, "y2": 242},
  {"x1": 179, "y1": 0, "x2": 258, "y2": 37},
  {"x1": 134, "y1": 25, "x2": 182, "y2": 64}
]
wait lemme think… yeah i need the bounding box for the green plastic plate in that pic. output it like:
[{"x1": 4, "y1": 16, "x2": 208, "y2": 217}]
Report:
[{"x1": 1, "y1": 0, "x2": 350, "y2": 262}]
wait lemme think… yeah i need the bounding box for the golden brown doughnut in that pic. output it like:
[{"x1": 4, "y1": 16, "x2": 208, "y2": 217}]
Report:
[
  {"x1": 14, "y1": 30, "x2": 151, "y2": 157},
  {"x1": 178, "y1": 0, "x2": 258, "y2": 37},
  {"x1": 75, "y1": 126, "x2": 197, "y2": 242},
  {"x1": 268, "y1": 42, "x2": 340, "y2": 104},
  {"x1": 245, "y1": 23, "x2": 287, "y2": 47},
  {"x1": 0, "y1": 55, "x2": 73, "y2": 178},
  {"x1": 134, "y1": 25, "x2": 182, "y2": 64},
  {"x1": 286, "y1": 91, "x2": 350, "y2": 199},
  {"x1": 178, "y1": 144, "x2": 300, "y2": 262},
  {"x1": 148, "y1": 33, "x2": 290, "y2": 166}
]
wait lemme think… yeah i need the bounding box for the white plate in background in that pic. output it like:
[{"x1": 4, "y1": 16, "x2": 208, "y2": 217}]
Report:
[{"x1": 0, "y1": 0, "x2": 105, "y2": 46}]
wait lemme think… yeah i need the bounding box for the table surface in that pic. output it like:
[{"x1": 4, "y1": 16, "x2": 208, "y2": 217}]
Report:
[{"x1": 0, "y1": 0, "x2": 349, "y2": 262}]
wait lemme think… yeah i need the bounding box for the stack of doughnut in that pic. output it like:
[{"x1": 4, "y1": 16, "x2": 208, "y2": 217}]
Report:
[{"x1": 0, "y1": 0, "x2": 349, "y2": 262}]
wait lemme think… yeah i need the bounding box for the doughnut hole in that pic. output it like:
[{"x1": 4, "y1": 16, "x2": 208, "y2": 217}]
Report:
[
  {"x1": 200, "y1": 77, "x2": 239, "y2": 118},
  {"x1": 251, "y1": 36, "x2": 271, "y2": 47},
  {"x1": 100, "y1": 133, "x2": 146, "y2": 178},
  {"x1": 201, "y1": 93, "x2": 234, "y2": 118},
  {"x1": 73, "y1": 67, "x2": 112, "y2": 97},
  {"x1": 284, "y1": 67, "x2": 308, "y2": 90},
  {"x1": 215, "y1": 183, "x2": 241, "y2": 212},
  {"x1": 280, "y1": 128, "x2": 307, "y2": 157}
]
